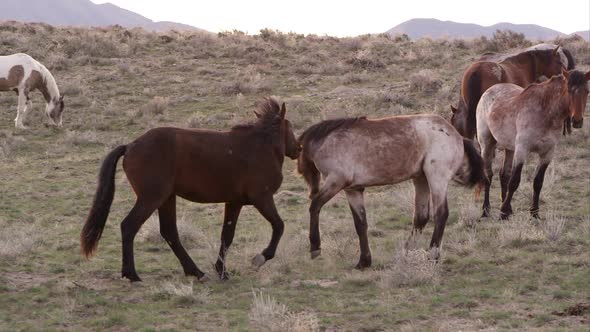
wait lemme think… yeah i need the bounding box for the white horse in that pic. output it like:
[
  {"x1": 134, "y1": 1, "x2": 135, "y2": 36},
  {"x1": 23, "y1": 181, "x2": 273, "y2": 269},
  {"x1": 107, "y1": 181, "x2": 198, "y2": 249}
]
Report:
[{"x1": 0, "y1": 53, "x2": 64, "y2": 128}]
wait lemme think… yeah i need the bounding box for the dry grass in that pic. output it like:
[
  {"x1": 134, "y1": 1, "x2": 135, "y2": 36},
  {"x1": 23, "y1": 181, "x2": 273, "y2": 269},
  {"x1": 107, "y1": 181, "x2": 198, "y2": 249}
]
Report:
[
  {"x1": 0, "y1": 221, "x2": 40, "y2": 257},
  {"x1": 249, "y1": 291, "x2": 319, "y2": 332},
  {"x1": 378, "y1": 243, "x2": 440, "y2": 288}
]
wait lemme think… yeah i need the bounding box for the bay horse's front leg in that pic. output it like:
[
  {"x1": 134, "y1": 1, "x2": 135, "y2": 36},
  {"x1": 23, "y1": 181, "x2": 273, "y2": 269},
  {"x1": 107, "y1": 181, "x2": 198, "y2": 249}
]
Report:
[
  {"x1": 530, "y1": 150, "x2": 553, "y2": 219},
  {"x1": 345, "y1": 189, "x2": 371, "y2": 269},
  {"x1": 500, "y1": 148, "x2": 527, "y2": 220},
  {"x1": 252, "y1": 197, "x2": 284, "y2": 268},
  {"x1": 215, "y1": 202, "x2": 243, "y2": 280}
]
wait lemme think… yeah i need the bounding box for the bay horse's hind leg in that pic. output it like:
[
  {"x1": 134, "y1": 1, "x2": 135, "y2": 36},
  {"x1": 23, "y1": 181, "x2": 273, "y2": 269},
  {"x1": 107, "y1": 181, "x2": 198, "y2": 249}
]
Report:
[
  {"x1": 120, "y1": 198, "x2": 161, "y2": 281},
  {"x1": 252, "y1": 197, "x2": 284, "y2": 268},
  {"x1": 406, "y1": 174, "x2": 430, "y2": 250},
  {"x1": 158, "y1": 195, "x2": 207, "y2": 281},
  {"x1": 215, "y1": 202, "x2": 243, "y2": 280},
  {"x1": 345, "y1": 188, "x2": 371, "y2": 269}
]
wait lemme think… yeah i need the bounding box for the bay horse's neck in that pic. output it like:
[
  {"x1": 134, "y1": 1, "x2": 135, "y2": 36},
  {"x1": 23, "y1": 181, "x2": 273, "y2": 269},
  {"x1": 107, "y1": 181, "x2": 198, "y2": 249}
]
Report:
[{"x1": 502, "y1": 52, "x2": 538, "y2": 84}]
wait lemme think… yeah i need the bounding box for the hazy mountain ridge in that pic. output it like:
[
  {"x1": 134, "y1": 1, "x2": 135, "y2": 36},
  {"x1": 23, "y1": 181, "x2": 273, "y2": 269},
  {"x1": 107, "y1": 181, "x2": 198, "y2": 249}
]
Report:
[
  {"x1": 387, "y1": 18, "x2": 589, "y2": 41},
  {"x1": 0, "y1": 0, "x2": 205, "y2": 32}
]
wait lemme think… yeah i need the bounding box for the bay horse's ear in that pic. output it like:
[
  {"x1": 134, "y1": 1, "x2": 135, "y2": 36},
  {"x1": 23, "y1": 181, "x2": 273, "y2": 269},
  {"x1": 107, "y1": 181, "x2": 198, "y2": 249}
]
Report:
[
  {"x1": 585, "y1": 71, "x2": 590, "y2": 80},
  {"x1": 450, "y1": 105, "x2": 458, "y2": 114},
  {"x1": 280, "y1": 102, "x2": 286, "y2": 119},
  {"x1": 253, "y1": 111, "x2": 261, "y2": 118},
  {"x1": 553, "y1": 45, "x2": 560, "y2": 55}
]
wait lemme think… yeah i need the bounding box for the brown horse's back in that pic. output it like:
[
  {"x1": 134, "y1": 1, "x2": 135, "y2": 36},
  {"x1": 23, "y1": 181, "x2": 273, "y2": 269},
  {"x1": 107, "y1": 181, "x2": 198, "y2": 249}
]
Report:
[{"x1": 123, "y1": 127, "x2": 282, "y2": 204}]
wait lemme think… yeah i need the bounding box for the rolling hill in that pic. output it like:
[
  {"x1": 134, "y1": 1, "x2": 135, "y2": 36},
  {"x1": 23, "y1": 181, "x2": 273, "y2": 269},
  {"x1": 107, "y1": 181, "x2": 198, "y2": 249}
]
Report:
[
  {"x1": 386, "y1": 18, "x2": 587, "y2": 41},
  {"x1": 0, "y1": 0, "x2": 205, "y2": 32}
]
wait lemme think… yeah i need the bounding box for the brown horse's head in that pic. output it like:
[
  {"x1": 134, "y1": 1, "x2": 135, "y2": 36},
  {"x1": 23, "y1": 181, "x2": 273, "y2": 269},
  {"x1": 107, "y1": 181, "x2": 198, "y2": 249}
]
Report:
[
  {"x1": 535, "y1": 46, "x2": 566, "y2": 79},
  {"x1": 253, "y1": 98, "x2": 300, "y2": 160},
  {"x1": 450, "y1": 99, "x2": 468, "y2": 136},
  {"x1": 563, "y1": 69, "x2": 590, "y2": 129}
]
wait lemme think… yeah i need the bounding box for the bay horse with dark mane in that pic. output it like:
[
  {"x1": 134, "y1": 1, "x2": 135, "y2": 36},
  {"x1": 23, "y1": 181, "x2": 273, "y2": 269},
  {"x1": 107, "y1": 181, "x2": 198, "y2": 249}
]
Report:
[
  {"x1": 451, "y1": 46, "x2": 567, "y2": 139},
  {"x1": 81, "y1": 97, "x2": 300, "y2": 281},
  {"x1": 477, "y1": 69, "x2": 589, "y2": 219},
  {"x1": 298, "y1": 114, "x2": 485, "y2": 268}
]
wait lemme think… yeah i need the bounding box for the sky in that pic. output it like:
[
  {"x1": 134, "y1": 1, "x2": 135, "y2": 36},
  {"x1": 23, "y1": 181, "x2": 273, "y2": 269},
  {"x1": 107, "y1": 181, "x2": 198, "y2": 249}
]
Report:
[{"x1": 92, "y1": 0, "x2": 590, "y2": 37}]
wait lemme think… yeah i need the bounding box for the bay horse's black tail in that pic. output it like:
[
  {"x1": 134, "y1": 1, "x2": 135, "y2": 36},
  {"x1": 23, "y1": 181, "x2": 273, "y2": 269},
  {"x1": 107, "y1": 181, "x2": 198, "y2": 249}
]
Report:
[
  {"x1": 461, "y1": 138, "x2": 487, "y2": 188},
  {"x1": 465, "y1": 70, "x2": 482, "y2": 140},
  {"x1": 81, "y1": 145, "x2": 127, "y2": 258}
]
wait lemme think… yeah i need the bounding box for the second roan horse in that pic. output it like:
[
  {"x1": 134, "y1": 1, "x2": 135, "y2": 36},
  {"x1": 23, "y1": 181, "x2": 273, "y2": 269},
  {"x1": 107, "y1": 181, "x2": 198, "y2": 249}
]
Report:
[
  {"x1": 477, "y1": 69, "x2": 589, "y2": 219},
  {"x1": 81, "y1": 97, "x2": 300, "y2": 281}
]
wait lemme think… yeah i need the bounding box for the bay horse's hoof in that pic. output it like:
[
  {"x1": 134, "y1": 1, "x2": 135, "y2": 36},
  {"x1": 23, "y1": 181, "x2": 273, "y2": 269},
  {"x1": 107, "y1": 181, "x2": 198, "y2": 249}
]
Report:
[
  {"x1": 252, "y1": 254, "x2": 266, "y2": 268},
  {"x1": 499, "y1": 212, "x2": 511, "y2": 220},
  {"x1": 354, "y1": 258, "x2": 372, "y2": 270},
  {"x1": 122, "y1": 273, "x2": 142, "y2": 282},
  {"x1": 310, "y1": 249, "x2": 321, "y2": 259},
  {"x1": 198, "y1": 274, "x2": 210, "y2": 283}
]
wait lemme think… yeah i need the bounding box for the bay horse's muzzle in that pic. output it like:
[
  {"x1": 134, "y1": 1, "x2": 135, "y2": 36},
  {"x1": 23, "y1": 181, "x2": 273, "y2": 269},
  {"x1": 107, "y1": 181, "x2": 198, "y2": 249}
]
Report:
[{"x1": 572, "y1": 118, "x2": 583, "y2": 128}]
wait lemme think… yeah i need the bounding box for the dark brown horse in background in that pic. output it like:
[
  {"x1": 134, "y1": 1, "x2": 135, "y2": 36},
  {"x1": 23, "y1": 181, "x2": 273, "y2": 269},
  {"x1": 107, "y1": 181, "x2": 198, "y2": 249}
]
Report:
[
  {"x1": 298, "y1": 114, "x2": 485, "y2": 268},
  {"x1": 81, "y1": 97, "x2": 301, "y2": 281},
  {"x1": 451, "y1": 46, "x2": 568, "y2": 139},
  {"x1": 477, "y1": 70, "x2": 589, "y2": 219}
]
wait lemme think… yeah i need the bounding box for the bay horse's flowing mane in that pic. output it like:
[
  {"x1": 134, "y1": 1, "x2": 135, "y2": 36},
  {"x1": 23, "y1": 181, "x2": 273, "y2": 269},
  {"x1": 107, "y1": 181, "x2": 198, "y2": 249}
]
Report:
[
  {"x1": 231, "y1": 97, "x2": 284, "y2": 136},
  {"x1": 298, "y1": 116, "x2": 366, "y2": 147}
]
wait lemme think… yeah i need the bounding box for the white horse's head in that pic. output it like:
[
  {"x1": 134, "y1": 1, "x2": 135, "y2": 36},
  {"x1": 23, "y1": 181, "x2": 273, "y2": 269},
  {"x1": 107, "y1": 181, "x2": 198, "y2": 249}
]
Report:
[{"x1": 46, "y1": 95, "x2": 64, "y2": 126}]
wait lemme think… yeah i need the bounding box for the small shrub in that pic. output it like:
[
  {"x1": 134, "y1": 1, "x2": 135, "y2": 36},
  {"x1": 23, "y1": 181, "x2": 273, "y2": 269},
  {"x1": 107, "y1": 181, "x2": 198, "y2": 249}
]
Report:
[
  {"x1": 378, "y1": 245, "x2": 439, "y2": 288},
  {"x1": 138, "y1": 96, "x2": 169, "y2": 116},
  {"x1": 249, "y1": 291, "x2": 319, "y2": 332},
  {"x1": 409, "y1": 69, "x2": 442, "y2": 94}
]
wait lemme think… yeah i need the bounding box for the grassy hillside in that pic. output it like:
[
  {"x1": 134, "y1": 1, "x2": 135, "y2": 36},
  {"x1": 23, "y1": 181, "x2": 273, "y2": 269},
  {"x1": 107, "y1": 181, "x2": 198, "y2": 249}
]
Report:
[{"x1": 0, "y1": 22, "x2": 589, "y2": 331}]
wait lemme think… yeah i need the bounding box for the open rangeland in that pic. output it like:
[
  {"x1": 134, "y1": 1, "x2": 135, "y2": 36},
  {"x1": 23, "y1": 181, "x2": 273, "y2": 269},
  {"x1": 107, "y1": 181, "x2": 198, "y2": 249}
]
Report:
[{"x1": 0, "y1": 23, "x2": 589, "y2": 331}]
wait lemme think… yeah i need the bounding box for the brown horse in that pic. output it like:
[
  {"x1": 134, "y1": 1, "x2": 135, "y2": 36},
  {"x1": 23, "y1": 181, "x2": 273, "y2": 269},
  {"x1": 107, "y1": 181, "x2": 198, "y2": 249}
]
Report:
[
  {"x1": 297, "y1": 114, "x2": 485, "y2": 267},
  {"x1": 477, "y1": 69, "x2": 589, "y2": 219},
  {"x1": 451, "y1": 46, "x2": 566, "y2": 139},
  {"x1": 81, "y1": 97, "x2": 301, "y2": 281}
]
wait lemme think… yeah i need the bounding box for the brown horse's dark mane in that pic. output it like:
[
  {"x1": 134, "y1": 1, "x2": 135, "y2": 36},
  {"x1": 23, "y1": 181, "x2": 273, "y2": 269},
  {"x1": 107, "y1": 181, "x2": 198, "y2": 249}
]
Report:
[
  {"x1": 231, "y1": 97, "x2": 283, "y2": 138},
  {"x1": 298, "y1": 117, "x2": 366, "y2": 147}
]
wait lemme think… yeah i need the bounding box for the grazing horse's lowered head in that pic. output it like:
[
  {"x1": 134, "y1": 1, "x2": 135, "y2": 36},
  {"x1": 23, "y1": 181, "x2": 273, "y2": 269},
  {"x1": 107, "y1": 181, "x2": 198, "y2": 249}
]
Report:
[
  {"x1": 47, "y1": 95, "x2": 65, "y2": 126},
  {"x1": 563, "y1": 69, "x2": 590, "y2": 129}
]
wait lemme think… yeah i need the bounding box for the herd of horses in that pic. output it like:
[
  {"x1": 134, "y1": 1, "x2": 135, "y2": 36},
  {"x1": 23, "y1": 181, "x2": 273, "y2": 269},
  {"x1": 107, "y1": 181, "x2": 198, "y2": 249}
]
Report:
[{"x1": 1, "y1": 43, "x2": 588, "y2": 282}]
